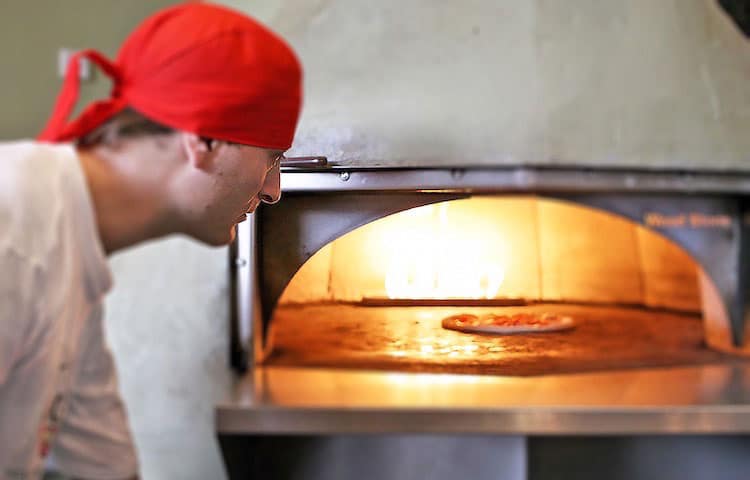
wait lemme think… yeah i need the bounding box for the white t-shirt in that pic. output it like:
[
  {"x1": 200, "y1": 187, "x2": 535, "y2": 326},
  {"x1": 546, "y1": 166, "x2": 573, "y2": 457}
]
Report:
[{"x1": 0, "y1": 141, "x2": 138, "y2": 479}]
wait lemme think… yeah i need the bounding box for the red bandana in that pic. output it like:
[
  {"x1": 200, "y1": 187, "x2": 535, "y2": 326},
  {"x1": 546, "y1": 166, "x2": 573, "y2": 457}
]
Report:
[{"x1": 38, "y1": 2, "x2": 302, "y2": 150}]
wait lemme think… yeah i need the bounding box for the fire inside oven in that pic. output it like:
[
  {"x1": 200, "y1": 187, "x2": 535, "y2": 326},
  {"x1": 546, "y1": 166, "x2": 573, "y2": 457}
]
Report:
[{"x1": 237, "y1": 174, "x2": 748, "y2": 377}]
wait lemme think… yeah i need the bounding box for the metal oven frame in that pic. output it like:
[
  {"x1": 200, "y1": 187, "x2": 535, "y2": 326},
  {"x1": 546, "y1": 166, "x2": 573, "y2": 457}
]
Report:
[{"x1": 230, "y1": 165, "x2": 750, "y2": 372}]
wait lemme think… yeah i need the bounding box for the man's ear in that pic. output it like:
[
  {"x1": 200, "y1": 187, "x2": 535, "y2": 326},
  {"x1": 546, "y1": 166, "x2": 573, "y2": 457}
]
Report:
[{"x1": 180, "y1": 132, "x2": 214, "y2": 171}]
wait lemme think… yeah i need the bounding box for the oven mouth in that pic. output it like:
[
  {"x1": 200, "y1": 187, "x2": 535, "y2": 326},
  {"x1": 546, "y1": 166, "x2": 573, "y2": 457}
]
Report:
[
  {"x1": 229, "y1": 167, "x2": 750, "y2": 376},
  {"x1": 250, "y1": 194, "x2": 742, "y2": 377}
]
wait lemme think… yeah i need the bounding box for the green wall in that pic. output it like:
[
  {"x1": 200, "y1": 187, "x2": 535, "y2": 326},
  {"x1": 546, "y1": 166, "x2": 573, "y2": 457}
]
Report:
[{"x1": 0, "y1": 0, "x2": 178, "y2": 140}]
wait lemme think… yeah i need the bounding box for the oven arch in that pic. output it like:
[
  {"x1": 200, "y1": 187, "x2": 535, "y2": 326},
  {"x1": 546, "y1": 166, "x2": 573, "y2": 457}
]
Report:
[{"x1": 257, "y1": 193, "x2": 740, "y2": 359}]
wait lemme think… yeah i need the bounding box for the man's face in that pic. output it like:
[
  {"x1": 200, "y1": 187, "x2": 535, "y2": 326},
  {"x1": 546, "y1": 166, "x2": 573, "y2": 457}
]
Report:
[{"x1": 176, "y1": 136, "x2": 282, "y2": 246}]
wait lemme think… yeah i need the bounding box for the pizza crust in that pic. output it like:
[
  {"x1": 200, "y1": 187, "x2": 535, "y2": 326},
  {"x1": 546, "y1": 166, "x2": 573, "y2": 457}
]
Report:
[{"x1": 441, "y1": 312, "x2": 576, "y2": 335}]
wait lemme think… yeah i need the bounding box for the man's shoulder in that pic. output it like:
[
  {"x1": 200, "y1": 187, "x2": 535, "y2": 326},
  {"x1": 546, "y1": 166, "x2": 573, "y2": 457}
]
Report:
[
  {"x1": 0, "y1": 140, "x2": 78, "y2": 196},
  {"x1": 0, "y1": 141, "x2": 80, "y2": 260},
  {"x1": 0, "y1": 139, "x2": 76, "y2": 180}
]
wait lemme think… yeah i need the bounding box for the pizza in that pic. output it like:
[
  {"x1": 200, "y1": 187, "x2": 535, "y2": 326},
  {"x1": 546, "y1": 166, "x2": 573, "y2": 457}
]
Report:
[{"x1": 441, "y1": 312, "x2": 575, "y2": 334}]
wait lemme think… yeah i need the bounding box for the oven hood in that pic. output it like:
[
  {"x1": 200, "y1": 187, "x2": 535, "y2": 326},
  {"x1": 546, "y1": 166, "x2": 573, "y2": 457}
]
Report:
[{"x1": 227, "y1": 0, "x2": 750, "y2": 171}]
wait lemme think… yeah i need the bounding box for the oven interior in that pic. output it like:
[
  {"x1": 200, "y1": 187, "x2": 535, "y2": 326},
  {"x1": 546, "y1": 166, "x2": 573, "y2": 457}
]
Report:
[{"x1": 243, "y1": 191, "x2": 746, "y2": 376}]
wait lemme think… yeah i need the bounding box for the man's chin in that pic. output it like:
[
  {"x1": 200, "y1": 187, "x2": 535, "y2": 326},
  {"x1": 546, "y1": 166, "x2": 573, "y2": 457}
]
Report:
[{"x1": 192, "y1": 227, "x2": 236, "y2": 247}]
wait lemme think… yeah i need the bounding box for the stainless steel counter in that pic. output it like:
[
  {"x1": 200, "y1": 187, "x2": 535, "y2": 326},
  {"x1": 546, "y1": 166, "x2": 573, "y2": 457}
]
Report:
[{"x1": 216, "y1": 362, "x2": 750, "y2": 435}]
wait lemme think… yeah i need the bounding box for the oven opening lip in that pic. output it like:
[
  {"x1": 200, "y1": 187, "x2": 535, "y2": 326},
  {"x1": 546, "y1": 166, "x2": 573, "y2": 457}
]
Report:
[
  {"x1": 282, "y1": 163, "x2": 750, "y2": 176},
  {"x1": 278, "y1": 165, "x2": 750, "y2": 196}
]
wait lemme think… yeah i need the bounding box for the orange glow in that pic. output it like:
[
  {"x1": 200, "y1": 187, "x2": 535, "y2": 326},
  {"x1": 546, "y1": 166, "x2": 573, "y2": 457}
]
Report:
[
  {"x1": 280, "y1": 196, "x2": 700, "y2": 314},
  {"x1": 384, "y1": 203, "x2": 506, "y2": 299}
]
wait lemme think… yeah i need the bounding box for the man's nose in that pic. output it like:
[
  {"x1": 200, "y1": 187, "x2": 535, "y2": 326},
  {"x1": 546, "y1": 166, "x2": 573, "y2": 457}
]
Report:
[{"x1": 259, "y1": 167, "x2": 281, "y2": 204}]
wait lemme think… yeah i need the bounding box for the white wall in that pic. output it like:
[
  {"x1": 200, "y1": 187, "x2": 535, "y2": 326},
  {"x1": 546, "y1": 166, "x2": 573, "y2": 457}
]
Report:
[
  {"x1": 104, "y1": 239, "x2": 231, "y2": 480},
  {"x1": 228, "y1": 0, "x2": 750, "y2": 170}
]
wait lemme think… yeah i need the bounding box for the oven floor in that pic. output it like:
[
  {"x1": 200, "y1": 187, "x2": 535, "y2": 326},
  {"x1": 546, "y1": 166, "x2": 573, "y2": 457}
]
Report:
[{"x1": 264, "y1": 304, "x2": 732, "y2": 376}]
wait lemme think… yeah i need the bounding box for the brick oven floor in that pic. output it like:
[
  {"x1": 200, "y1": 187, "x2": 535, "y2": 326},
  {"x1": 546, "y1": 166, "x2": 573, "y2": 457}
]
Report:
[{"x1": 264, "y1": 303, "x2": 734, "y2": 376}]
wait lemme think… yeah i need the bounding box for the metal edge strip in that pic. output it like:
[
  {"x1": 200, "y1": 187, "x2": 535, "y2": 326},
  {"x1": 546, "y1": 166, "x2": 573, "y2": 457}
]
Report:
[
  {"x1": 215, "y1": 406, "x2": 750, "y2": 435},
  {"x1": 279, "y1": 168, "x2": 750, "y2": 194}
]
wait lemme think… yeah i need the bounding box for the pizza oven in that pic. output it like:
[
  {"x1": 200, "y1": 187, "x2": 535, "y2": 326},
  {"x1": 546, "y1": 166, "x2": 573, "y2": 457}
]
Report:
[
  {"x1": 218, "y1": 164, "x2": 750, "y2": 479},
  {"x1": 230, "y1": 165, "x2": 750, "y2": 375},
  {"x1": 211, "y1": 1, "x2": 750, "y2": 477}
]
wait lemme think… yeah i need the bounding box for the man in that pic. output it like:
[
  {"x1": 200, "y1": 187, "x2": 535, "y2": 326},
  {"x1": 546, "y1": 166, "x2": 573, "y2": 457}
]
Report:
[{"x1": 0, "y1": 2, "x2": 302, "y2": 478}]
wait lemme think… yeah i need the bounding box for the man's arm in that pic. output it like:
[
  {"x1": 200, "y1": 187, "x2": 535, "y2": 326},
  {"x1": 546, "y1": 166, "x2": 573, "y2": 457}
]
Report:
[
  {"x1": 0, "y1": 246, "x2": 34, "y2": 386},
  {"x1": 0, "y1": 255, "x2": 19, "y2": 386},
  {"x1": 49, "y1": 304, "x2": 139, "y2": 480}
]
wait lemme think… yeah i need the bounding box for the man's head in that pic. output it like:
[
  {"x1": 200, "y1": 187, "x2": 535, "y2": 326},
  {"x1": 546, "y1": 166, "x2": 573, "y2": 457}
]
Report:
[
  {"x1": 76, "y1": 107, "x2": 283, "y2": 247},
  {"x1": 39, "y1": 3, "x2": 302, "y2": 248},
  {"x1": 173, "y1": 132, "x2": 282, "y2": 245}
]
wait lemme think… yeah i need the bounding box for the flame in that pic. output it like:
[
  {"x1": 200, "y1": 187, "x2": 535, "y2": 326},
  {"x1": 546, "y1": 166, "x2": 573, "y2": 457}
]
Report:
[{"x1": 384, "y1": 203, "x2": 506, "y2": 299}]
